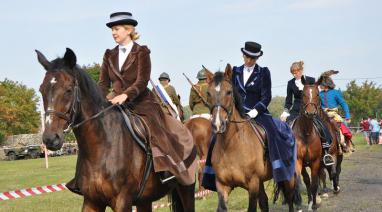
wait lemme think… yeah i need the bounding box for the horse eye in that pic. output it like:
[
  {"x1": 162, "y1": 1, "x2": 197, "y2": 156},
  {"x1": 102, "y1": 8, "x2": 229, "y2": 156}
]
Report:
[
  {"x1": 226, "y1": 90, "x2": 232, "y2": 96},
  {"x1": 66, "y1": 89, "x2": 73, "y2": 94}
]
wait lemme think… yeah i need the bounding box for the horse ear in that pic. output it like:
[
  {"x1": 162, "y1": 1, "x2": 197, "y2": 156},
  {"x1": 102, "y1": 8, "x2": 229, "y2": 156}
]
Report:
[
  {"x1": 301, "y1": 75, "x2": 306, "y2": 85},
  {"x1": 316, "y1": 76, "x2": 323, "y2": 86},
  {"x1": 202, "y1": 65, "x2": 214, "y2": 84},
  {"x1": 224, "y1": 63, "x2": 232, "y2": 79},
  {"x1": 63, "y1": 48, "x2": 77, "y2": 69},
  {"x1": 35, "y1": 50, "x2": 52, "y2": 71}
]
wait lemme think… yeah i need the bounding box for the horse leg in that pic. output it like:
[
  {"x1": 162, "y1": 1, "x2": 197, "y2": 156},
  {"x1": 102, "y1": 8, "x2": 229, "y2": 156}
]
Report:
[
  {"x1": 82, "y1": 198, "x2": 106, "y2": 212},
  {"x1": 319, "y1": 167, "x2": 329, "y2": 198},
  {"x1": 282, "y1": 176, "x2": 297, "y2": 212},
  {"x1": 258, "y1": 181, "x2": 269, "y2": 212},
  {"x1": 310, "y1": 160, "x2": 321, "y2": 211},
  {"x1": 333, "y1": 155, "x2": 343, "y2": 194},
  {"x1": 247, "y1": 177, "x2": 260, "y2": 212},
  {"x1": 174, "y1": 182, "x2": 196, "y2": 212},
  {"x1": 136, "y1": 204, "x2": 152, "y2": 212},
  {"x1": 112, "y1": 192, "x2": 133, "y2": 212},
  {"x1": 198, "y1": 162, "x2": 205, "y2": 192},
  {"x1": 301, "y1": 167, "x2": 312, "y2": 209},
  {"x1": 216, "y1": 180, "x2": 232, "y2": 212},
  {"x1": 294, "y1": 160, "x2": 303, "y2": 212}
]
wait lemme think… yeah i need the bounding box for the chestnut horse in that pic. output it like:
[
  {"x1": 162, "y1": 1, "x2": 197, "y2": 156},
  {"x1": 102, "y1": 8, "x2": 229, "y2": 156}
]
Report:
[
  {"x1": 184, "y1": 117, "x2": 212, "y2": 191},
  {"x1": 205, "y1": 65, "x2": 298, "y2": 212},
  {"x1": 37, "y1": 48, "x2": 195, "y2": 212},
  {"x1": 293, "y1": 76, "x2": 342, "y2": 210}
]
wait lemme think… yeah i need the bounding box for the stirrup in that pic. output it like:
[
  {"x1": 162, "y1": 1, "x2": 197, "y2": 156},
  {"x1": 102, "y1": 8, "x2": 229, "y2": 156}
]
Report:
[{"x1": 323, "y1": 154, "x2": 335, "y2": 166}]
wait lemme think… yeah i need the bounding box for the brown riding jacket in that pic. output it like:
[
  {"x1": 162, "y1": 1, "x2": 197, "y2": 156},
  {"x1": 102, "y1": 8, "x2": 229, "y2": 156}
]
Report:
[
  {"x1": 98, "y1": 42, "x2": 196, "y2": 185},
  {"x1": 99, "y1": 42, "x2": 159, "y2": 115}
]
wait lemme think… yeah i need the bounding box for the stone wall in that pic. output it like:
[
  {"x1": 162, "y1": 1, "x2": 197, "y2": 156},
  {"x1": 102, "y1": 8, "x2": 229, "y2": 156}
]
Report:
[{"x1": 2, "y1": 133, "x2": 43, "y2": 147}]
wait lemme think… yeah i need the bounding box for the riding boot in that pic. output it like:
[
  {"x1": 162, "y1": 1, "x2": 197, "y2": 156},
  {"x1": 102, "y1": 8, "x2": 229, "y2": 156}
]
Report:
[
  {"x1": 159, "y1": 171, "x2": 176, "y2": 184},
  {"x1": 323, "y1": 149, "x2": 334, "y2": 166}
]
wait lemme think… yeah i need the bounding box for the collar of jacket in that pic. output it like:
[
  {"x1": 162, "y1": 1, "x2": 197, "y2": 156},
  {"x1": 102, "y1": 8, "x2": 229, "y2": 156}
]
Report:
[{"x1": 107, "y1": 42, "x2": 140, "y2": 87}]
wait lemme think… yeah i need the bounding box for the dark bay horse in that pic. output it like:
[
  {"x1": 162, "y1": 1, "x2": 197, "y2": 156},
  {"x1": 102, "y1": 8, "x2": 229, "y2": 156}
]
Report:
[
  {"x1": 293, "y1": 76, "x2": 342, "y2": 210},
  {"x1": 205, "y1": 64, "x2": 298, "y2": 212},
  {"x1": 37, "y1": 48, "x2": 195, "y2": 212},
  {"x1": 184, "y1": 117, "x2": 212, "y2": 191}
]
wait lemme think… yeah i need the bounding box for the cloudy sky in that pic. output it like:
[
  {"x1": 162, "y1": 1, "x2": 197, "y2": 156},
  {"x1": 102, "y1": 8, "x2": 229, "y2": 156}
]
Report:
[{"x1": 1, "y1": 0, "x2": 381, "y2": 105}]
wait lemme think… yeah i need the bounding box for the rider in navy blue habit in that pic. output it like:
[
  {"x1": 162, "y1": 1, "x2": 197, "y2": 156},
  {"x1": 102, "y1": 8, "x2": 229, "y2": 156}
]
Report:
[{"x1": 202, "y1": 41, "x2": 296, "y2": 190}]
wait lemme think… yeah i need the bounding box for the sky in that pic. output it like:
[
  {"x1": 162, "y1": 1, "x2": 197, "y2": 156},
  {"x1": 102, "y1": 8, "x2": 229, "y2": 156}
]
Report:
[{"x1": 1, "y1": 0, "x2": 381, "y2": 105}]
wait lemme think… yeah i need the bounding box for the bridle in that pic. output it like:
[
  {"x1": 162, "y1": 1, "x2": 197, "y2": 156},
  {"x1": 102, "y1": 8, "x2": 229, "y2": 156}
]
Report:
[
  {"x1": 302, "y1": 85, "x2": 320, "y2": 117},
  {"x1": 209, "y1": 79, "x2": 249, "y2": 124},
  {"x1": 44, "y1": 79, "x2": 115, "y2": 133}
]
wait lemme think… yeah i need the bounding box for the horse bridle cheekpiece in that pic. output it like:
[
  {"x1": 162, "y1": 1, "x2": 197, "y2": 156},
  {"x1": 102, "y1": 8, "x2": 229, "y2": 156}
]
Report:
[
  {"x1": 209, "y1": 79, "x2": 233, "y2": 122},
  {"x1": 45, "y1": 79, "x2": 81, "y2": 133}
]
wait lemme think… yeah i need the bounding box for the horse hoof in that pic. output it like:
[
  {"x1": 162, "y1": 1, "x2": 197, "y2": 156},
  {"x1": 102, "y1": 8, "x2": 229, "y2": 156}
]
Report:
[
  {"x1": 333, "y1": 186, "x2": 341, "y2": 194},
  {"x1": 321, "y1": 193, "x2": 329, "y2": 198},
  {"x1": 316, "y1": 196, "x2": 322, "y2": 204},
  {"x1": 308, "y1": 201, "x2": 313, "y2": 211}
]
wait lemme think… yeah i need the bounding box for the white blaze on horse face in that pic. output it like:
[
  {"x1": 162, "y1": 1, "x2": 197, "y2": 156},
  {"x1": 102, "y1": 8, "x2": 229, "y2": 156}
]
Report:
[
  {"x1": 215, "y1": 84, "x2": 221, "y2": 92},
  {"x1": 214, "y1": 106, "x2": 222, "y2": 130},
  {"x1": 309, "y1": 88, "x2": 313, "y2": 103},
  {"x1": 50, "y1": 77, "x2": 57, "y2": 85}
]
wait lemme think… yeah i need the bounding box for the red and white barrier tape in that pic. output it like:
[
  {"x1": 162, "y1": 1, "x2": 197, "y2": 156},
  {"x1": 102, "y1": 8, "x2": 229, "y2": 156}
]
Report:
[
  {"x1": 1, "y1": 183, "x2": 213, "y2": 211},
  {"x1": 0, "y1": 183, "x2": 67, "y2": 201}
]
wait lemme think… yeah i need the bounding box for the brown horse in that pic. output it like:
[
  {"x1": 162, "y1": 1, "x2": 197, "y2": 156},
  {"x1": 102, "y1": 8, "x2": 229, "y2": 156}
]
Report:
[
  {"x1": 293, "y1": 76, "x2": 342, "y2": 210},
  {"x1": 205, "y1": 64, "x2": 298, "y2": 212},
  {"x1": 37, "y1": 48, "x2": 195, "y2": 212},
  {"x1": 184, "y1": 117, "x2": 212, "y2": 191}
]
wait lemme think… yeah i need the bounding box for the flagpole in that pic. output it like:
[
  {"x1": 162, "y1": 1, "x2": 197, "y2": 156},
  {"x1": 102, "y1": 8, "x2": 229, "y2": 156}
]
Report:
[{"x1": 40, "y1": 99, "x2": 49, "y2": 169}]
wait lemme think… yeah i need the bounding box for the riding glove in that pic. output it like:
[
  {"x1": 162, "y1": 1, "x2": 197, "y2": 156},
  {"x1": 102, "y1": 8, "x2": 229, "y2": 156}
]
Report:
[{"x1": 246, "y1": 109, "x2": 258, "y2": 118}]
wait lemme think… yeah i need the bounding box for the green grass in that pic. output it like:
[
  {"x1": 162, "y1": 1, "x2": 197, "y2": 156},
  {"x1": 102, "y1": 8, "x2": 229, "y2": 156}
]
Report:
[{"x1": 0, "y1": 134, "x2": 375, "y2": 211}]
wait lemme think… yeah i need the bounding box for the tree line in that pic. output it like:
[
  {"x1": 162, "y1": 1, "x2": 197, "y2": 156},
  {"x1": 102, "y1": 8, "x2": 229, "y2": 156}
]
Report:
[{"x1": 1, "y1": 63, "x2": 381, "y2": 143}]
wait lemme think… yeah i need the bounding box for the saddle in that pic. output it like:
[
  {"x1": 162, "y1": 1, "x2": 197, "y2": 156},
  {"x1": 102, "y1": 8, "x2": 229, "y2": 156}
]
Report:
[
  {"x1": 249, "y1": 119, "x2": 268, "y2": 157},
  {"x1": 117, "y1": 105, "x2": 152, "y2": 201}
]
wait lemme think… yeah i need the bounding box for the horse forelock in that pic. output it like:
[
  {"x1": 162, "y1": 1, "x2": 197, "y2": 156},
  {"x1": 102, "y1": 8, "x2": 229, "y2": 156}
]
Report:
[{"x1": 41, "y1": 56, "x2": 107, "y2": 109}]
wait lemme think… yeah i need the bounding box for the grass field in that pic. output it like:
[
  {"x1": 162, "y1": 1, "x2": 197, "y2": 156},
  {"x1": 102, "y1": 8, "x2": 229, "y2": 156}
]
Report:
[{"x1": 0, "y1": 134, "x2": 370, "y2": 211}]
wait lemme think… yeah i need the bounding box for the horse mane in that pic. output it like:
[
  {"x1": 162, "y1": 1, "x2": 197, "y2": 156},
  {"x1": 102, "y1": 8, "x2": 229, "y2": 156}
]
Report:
[
  {"x1": 213, "y1": 72, "x2": 245, "y2": 118},
  {"x1": 50, "y1": 57, "x2": 107, "y2": 109}
]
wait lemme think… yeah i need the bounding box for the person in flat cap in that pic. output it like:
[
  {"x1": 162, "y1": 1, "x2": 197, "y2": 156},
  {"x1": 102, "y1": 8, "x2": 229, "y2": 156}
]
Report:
[
  {"x1": 66, "y1": 11, "x2": 196, "y2": 195},
  {"x1": 318, "y1": 70, "x2": 354, "y2": 152}
]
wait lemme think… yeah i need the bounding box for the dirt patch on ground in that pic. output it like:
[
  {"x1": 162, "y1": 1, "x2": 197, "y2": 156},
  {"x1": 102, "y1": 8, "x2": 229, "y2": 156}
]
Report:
[{"x1": 314, "y1": 145, "x2": 382, "y2": 212}]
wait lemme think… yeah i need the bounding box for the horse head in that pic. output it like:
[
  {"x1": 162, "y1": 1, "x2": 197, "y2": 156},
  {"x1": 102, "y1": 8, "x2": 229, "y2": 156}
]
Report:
[
  {"x1": 37, "y1": 48, "x2": 80, "y2": 151},
  {"x1": 205, "y1": 64, "x2": 235, "y2": 134},
  {"x1": 301, "y1": 76, "x2": 321, "y2": 118}
]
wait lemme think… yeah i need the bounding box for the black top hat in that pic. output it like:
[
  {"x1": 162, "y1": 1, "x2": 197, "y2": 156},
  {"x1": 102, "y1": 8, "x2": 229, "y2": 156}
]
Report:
[
  {"x1": 106, "y1": 12, "x2": 138, "y2": 28},
  {"x1": 241, "y1": 41, "x2": 263, "y2": 59}
]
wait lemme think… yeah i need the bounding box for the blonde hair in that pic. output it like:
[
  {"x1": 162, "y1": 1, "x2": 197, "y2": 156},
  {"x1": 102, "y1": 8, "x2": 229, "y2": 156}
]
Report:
[
  {"x1": 290, "y1": 61, "x2": 304, "y2": 74},
  {"x1": 123, "y1": 25, "x2": 140, "y2": 41}
]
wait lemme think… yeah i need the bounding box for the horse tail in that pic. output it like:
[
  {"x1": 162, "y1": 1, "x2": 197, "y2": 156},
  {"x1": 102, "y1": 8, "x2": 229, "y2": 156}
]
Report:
[
  {"x1": 272, "y1": 174, "x2": 302, "y2": 206},
  {"x1": 272, "y1": 181, "x2": 281, "y2": 204},
  {"x1": 169, "y1": 189, "x2": 183, "y2": 212}
]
